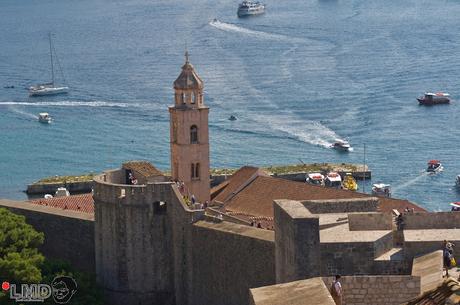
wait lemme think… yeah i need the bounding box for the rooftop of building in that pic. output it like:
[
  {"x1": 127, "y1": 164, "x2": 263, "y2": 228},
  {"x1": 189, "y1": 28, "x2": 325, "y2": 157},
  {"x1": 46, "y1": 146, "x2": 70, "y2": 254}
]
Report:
[
  {"x1": 405, "y1": 277, "x2": 460, "y2": 305},
  {"x1": 122, "y1": 160, "x2": 163, "y2": 178},
  {"x1": 173, "y1": 52, "x2": 203, "y2": 90},
  {"x1": 211, "y1": 166, "x2": 426, "y2": 228},
  {"x1": 29, "y1": 193, "x2": 94, "y2": 214}
]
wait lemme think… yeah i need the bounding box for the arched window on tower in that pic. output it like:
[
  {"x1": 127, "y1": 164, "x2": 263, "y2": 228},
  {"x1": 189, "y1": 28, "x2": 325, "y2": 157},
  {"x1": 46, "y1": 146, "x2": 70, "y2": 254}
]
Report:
[
  {"x1": 190, "y1": 125, "x2": 198, "y2": 144},
  {"x1": 195, "y1": 163, "x2": 200, "y2": 179},
  {"x1": 191, "y1": 163, "x2": 200, "y2": 180},
  {"x1": 192, "y1": 92, "x2": 197, "y2": 104},
  {"x1": 181, "y1": 92, "x2": 185, "y2": 104}
]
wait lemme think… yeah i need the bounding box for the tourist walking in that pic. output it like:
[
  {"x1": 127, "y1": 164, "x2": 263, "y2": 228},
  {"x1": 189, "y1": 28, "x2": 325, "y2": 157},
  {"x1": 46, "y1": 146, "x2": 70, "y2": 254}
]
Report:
[
  {"x1": 330, "y1": 274, "x2": 343, "y2": 305},
  {"x1": 443, "y1": 240, "x2": 456, "y2": 277}
]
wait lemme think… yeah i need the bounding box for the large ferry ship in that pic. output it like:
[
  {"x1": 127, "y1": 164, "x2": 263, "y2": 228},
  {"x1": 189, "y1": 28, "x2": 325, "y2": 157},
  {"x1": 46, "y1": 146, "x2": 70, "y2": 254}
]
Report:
[{"x1": 237, "y1": 0, "x2": 265, "y2": 17}]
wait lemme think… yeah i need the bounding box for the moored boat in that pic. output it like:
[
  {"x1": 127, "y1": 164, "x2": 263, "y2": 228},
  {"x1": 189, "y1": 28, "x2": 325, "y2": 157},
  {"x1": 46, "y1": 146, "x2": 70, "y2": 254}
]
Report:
[
  {"x1": 371, "y1": 183, "x2": 391, "y2": 197},
  {"x1": 325, "y1": 172, "x2": 342, "y2": 188},
  {"x1": 426, "y1": 160, "x2": 443, "y2": 173},
  {"x1": 38, "y1": 112, "x2": 52, "y2": 124},
  {"x1": 417, "y1": 92, "x2": 450, "y2": 105},
  {"x1": 342, "y1": 173, "x2": 358, "y2": 191},
  {"x1": 456, "y1": 175, "x2": 460, "y2": 186},
  {"x1": 306, "y1": 173, "x2": 325, "y2": 186},
  {"x1": 237, "y1": 0, "x2": 265, "y2": 17}
]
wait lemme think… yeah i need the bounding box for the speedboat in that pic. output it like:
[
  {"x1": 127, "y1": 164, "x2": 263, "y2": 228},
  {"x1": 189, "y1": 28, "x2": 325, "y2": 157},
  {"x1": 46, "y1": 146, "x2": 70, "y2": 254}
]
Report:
[
  {"x1": 237, "y1": 0, "x2": 265, "y2": 17},
  {"x1": 417, "y1": 92, "x2": 450, "y2": 105},
  {"x1": 325, "y1": 172, "x2": 342, "y2": 188},
  {"x1": 342, "y1": 173, "x2": 358, "y2": 191},
  {"x1": 456, "y1": 175, "x2": 460, "y2": 186},
  {"x1": 306, "y1": 173, "x2": 325, "y2": 186},
  {"x1": 331, "y1": 139, "x2": 351, "y2": 151},
  {"x1": 450, "y1": 202, "x2": 460, "y2": 211},
  {"x1": 372, "y1": 183, "x2": 391, "y2": 197},
  {"x1": 426, "y1": 160, "x2": 443, "y2": 173},
  {"x1": 38, "y1": 112, "x2": 52, "y2": 124}
]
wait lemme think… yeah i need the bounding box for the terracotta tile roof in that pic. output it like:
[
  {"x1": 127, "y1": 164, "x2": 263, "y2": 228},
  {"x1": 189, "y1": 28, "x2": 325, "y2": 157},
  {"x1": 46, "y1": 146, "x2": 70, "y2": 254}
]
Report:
[
  {"x1": 211, "y1": 166, "x2": 269, "y2": 203},
  {"x1": 214, "y1": 167, "x2": 426, "y2": 219},
  {"x1": 122, "y1": 160, "x2": 163, "y2": 178},
  {"x1": 29, "y1": 193, "x2": 94, "y2": 214},
  {"x1": 405, "y1": 278, "x2": 460, "y2": 305}
]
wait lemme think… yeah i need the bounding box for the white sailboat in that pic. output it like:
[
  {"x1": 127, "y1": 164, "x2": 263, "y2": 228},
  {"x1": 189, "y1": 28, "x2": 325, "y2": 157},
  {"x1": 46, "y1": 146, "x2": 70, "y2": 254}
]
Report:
[{"x1": 29, "y1": 33, "x2": 69, "y2": 97}]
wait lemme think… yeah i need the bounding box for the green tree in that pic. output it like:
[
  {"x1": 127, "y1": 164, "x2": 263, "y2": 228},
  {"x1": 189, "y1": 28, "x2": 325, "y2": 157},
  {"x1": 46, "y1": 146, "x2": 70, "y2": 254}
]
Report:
[
  {"x1": 0, "y1": 208, "x2": 45, "y2": 303},
  {"x1": 42, "y1": 259, "x2": 104, "y2": 305}
]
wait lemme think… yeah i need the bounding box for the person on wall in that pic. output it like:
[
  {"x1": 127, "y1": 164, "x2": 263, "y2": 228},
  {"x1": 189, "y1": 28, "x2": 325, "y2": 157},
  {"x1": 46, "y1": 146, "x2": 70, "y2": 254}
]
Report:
[{"x1": 330, "y1": 274, "x2": 343, "y2": 305}]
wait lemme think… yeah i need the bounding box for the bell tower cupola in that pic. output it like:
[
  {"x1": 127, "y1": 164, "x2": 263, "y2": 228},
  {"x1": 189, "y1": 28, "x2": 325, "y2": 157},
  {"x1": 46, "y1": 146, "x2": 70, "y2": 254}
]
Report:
[{"x1": 169, "y1": 51, "x2": 210, "y2": 203}]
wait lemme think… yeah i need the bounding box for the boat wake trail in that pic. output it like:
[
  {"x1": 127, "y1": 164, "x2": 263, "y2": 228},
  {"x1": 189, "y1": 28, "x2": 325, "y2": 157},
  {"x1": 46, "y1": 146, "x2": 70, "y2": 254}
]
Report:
[
  {"x1": 8, "y1": 106, "x2": 38, "y2": 120},
  {"x1": 392, "y1": 171, "x2": 428, "y2": 194},
  {"x1": 0, "y1": 100, "x2": 159, "y2": 110},
  {"x1": 255, "y1": 114, "x2": 341, "y2": 148},
  {"x1": 209, "y1": 19, "x2": 304, "y2": 43}
]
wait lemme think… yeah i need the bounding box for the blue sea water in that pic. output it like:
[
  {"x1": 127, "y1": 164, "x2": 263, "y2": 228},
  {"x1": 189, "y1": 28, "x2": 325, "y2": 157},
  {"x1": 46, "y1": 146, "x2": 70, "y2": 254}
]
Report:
[{"x1": 1, "y1": 0, "x2": 459, "y2": 210}]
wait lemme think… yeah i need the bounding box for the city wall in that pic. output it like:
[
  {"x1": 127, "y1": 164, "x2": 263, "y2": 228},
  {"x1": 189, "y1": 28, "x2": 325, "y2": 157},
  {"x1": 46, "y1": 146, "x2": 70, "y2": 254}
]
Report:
[
  {"x1": 322, "y1": 275, "x2": 420, "y2": 305},
  {"x1": 348, "y1": 212, "x2": 393, "y2": 231},
  {"x1": 0, "y1": 199, "x2": 95, "y2": 273},
  {"x1": 302, "y1": 198, "x2": 379, "y2": 214},
  {"x1": 190, "y1": 220, "x2": 275, "y2": 305},
  {"x1": 403, "y1": 212, "x2": 460, "y2": 229}
]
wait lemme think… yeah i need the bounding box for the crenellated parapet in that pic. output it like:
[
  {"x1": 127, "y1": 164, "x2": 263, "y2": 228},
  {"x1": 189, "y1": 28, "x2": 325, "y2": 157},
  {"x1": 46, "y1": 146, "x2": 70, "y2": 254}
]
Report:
[{"x1": 93, "y1": 169, "x2": 174, "y2": 207}]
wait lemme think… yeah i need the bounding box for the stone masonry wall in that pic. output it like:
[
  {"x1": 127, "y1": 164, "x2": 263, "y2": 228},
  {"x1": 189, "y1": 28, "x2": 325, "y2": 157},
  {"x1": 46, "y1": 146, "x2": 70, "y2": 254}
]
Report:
[
  {"x1": 323, "y1": 275, "x2": 421, "y2": 305},
  {"x1": 320, "y1": 232, "x2": 394, "y2": 276},
  {"x1": 302, "y1": 198, "x2": 379, "y2": 214},
  {"x1": 191, "y1": 220, "x2": 275, "y2": 305},
  {"x1": 348, "y1": 213, "x2": 393, "y2": 231},
  {"x1": 0, "y1": 200, "x2": 95, "y2": 273},
  {"x1": 403, "y1": 212, "x2": 460, "y2": 229}
]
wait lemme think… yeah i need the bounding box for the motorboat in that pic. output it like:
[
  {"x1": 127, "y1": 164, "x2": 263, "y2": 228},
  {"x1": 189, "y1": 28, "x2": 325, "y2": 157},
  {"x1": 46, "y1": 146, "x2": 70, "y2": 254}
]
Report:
[
  {"x1": 426, "y1": 160, "x2": 443, "y2": 173},
  {"x1": 325, "y1": 172, "x2": 342, "y2": 188},
  {"x1": 342, "y1": 173, "x2": 358, "y2": 191},
  {"x1": 450, "y1": 202, "x2": 460, "y2": 211},
  {"x1": 38, "y1": 112, "x2": 52, "y2": 124},
  {"x1": 229, "y1": 115, "x2": 237, "y2": 121},
  {"x1": 331, "y1": 139, "x2": 351, "y2": 151},
  {"x1": 417, "y1": 92, "x2": 450, "y2": 105},
  {"x1": 29, "y1": 33, "x2": 69, "y2": 97},
  {"x1": 237, "y1": 0, "x2": 265, "y2": 17},
  {"x1": 456, "y1": 175, "x2": 460, "y2": 186},
  {"x1": 371, "y1": 183, "x2": 391, "y2": 197},
  {"x1": 306, "y1": 173, "x2": 325, "y2": 186}
]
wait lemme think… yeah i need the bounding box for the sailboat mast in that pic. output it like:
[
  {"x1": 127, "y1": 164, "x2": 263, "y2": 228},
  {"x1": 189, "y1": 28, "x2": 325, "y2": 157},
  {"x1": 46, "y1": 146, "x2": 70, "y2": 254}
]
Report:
[{"x1": 49, "y1": 33, "x2": 55, "y2": 85}]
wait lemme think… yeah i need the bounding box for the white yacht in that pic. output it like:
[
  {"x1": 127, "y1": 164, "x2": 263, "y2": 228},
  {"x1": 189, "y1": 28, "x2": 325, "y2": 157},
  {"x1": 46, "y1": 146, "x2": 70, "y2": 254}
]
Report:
[
  {"x1": 331, "y1": 139, "x2": 352, "y2": 151},
  {"x1": 306, "y1": 173, "x2": 325, "y2": 186},
  {"x1": 29, "y1": 33, "x2": 69, "y2": 97},
  {"x1": 371, "y1": 183, "x2": 391, "y2": 197},
  {"x1": 38, "y1": 112, "x2": 52, "y2": 124},
  {"x1": 237, "y1": 0, "x2": 265, "y2": 17}
]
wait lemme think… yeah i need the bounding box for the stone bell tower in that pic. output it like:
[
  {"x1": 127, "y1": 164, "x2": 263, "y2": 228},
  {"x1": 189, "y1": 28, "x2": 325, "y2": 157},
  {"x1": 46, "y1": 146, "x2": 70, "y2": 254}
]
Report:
[{"x1": 169, "y1": 51, "x2": 210, "y2": 203}]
